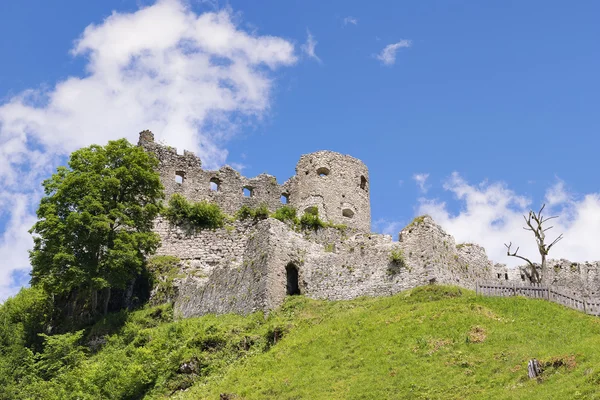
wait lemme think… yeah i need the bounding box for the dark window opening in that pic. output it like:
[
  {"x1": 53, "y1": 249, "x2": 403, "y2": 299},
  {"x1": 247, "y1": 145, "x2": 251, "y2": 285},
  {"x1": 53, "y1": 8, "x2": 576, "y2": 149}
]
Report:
[
  {"x1": 281, "y1": 193, "x2": 289, "y2": 204},
  {"x1": 317, "y1": 167, "x2": 330, "y2": 177},
  {"x1": 243, "y1": 186, "x2": 253, "y2": 197},
  {"x1": 521, "y1": 274, "x2": 525, "y2": 281},
  {"x1": 286, "y1": 263, "x2": 300, "y2": 295},
  {"x1": 497, "y1": 273, "x2": 502, "y2": 279},
  {"x1": 342, "y1": 208, "x2": 354, "y2": 218},
  {"x1": 360, "y1": 175, "x2": 367, "y2": 190},
  {"x1": 175, "y1": 171, "x2": 185, "y2": 185},
  {"x1": 210, "y1": 177, "x2": 220, "y2": 191},
  {"x1": 505, "y1": 273, "x2": 509, "y2": 280}
]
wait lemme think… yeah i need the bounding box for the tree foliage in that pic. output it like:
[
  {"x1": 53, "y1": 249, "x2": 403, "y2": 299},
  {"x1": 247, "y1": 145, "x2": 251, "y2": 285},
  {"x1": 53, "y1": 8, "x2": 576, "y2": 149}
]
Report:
[
  {"x1": 163, "y1": 194, "x2": 226, "y2": 232},
  {"x1": 29, "y1": 138, "x2": 164, "y2": 318}
]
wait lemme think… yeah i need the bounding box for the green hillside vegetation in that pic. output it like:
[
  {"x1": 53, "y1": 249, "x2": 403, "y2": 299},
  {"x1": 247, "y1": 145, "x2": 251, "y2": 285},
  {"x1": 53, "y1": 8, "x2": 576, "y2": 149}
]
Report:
[{"x1": 3, "y1": 285, "x2": 600, "y2": 399}]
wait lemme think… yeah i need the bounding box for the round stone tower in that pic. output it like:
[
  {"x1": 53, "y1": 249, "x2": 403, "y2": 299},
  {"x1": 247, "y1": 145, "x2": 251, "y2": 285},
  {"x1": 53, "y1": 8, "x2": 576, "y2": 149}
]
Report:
[{"x1": 288, "y1": 151, "x2": 371, "y2": 232}]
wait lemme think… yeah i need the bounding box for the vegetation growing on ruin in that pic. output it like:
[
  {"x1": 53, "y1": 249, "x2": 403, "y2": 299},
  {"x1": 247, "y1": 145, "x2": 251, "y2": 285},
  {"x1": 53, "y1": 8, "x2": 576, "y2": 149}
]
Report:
[
  {"x1": 235, "y1": 204, "x2": 270, "y2": 221},
  {"x1": 3, "y1": 285, "x2": 600, "y2": 399},
  {"x1": 405, "y1": 215, "x2": 427, "y2": 230},
  {"x1": 271, "y1": 206, "x2": 300, "y2": 225},
  {"x1": 163, "y1": 194, "x2": 226, "y2": 231},
  {"x1": 147, "y1": 256, "x2": 182, "y2": 305},
  {"x1": 300, "y1": 207, "x2": 326, "y2": 230},
  {"x1": 388, "y1": 248, "x2": 407, "y2": 275}
]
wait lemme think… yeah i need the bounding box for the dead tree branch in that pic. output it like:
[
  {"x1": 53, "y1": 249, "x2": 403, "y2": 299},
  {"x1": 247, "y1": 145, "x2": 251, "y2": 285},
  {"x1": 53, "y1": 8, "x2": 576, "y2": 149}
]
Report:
[{"x1": 504, "y1": 203, "x2": 563, "y2": 283}]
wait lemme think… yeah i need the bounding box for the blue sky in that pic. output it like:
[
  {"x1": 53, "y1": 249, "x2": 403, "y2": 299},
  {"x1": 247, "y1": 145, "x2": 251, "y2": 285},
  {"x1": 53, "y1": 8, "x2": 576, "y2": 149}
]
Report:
[{"x1": 1, "y1": 0, "x2": 599, "y2": 299}]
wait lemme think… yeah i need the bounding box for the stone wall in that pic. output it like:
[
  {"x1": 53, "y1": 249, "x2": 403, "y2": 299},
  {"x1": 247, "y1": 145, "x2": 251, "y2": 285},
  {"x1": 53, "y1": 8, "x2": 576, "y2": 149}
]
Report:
[
  {"x1": 139, "y1": 130, "x2": 370, "y2": 231},
  {"x1": 490, "y1": 258, "x2": 600, "y2": 300},
  {"x1": 159, "y1": 215, "x2": 499, "y2": 318}
]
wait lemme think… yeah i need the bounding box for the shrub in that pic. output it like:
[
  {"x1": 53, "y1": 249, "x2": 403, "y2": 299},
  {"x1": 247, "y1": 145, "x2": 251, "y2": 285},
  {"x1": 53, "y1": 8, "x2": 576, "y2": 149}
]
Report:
[
  {"x1": 300, "y1": 208, "x2": 325, "y2": 230},
  {"x1": 164, "y1": 194, "x2": 226, "y2": 231},
  {"x1": 271, "y1": 206, "x2": 299, "y2": 224},
  {"x1": 389, "y1": 248, "x2": 406, "y2": 265},
  {"x1": 147, "y1": 256, "x2": 182, "y2": 305},
  {"x1": 236, "y1": 204, "x2": 270, "y2": 221}
]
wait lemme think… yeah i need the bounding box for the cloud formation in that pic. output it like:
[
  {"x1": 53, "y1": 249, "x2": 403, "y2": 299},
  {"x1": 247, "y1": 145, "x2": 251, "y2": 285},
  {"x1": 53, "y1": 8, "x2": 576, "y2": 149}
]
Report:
[
  {"x1": 413, "y1": 173, "x2": 430, "y2": 193},
  {"x1": 343, "y1": 16, "x2": 358, "y2": 26},
  {"x1": 301, "y1": 29, "x2": 321, "y2": 62},
  {"x1": 376, "y1": 40, "x2": 412, "y2": 65},
  {"x1": 0, "y1": 0, "x2": 297, "y2": 300},
  {"x1": 417, "y1": 173, "x2": 600, "y2": 267}
]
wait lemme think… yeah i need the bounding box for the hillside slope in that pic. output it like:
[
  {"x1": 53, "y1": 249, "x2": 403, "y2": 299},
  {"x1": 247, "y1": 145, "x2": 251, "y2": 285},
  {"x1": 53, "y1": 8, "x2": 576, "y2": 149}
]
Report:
[
  {"x1": 180, "y1": 286, "x2": 600, "y2": 399},
  {"x1": 3, "y1": 286, "x2": 600, "y2": 399}
]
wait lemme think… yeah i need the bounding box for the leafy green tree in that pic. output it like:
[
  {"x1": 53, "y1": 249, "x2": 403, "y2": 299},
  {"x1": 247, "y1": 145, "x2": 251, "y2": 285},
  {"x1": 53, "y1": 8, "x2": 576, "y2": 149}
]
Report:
[{"x1": 29, "y1": 138, "x2": 164, "y2": 318}]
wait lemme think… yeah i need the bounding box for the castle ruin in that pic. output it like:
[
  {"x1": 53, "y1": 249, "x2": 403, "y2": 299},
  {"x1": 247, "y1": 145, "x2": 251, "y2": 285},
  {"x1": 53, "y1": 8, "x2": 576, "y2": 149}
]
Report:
[{"x1": 138, "y1": 131, "x2": 600, "y2": 317}]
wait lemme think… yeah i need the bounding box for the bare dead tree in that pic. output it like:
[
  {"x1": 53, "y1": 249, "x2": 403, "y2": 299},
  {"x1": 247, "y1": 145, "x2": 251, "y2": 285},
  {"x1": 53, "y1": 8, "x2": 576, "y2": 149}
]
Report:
[{"x1": 504, "y1": 204, "x2": 563, "y2": 283}]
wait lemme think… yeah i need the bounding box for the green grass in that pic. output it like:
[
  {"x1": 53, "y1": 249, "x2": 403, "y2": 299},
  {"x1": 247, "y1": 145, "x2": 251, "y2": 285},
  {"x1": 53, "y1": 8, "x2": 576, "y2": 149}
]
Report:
[
  {"x1": 180, "y1": 286, "x2": 600, "y2": 400},
  {"x1": 9, "y1": 286, "x2": 600, "y2": 399}
]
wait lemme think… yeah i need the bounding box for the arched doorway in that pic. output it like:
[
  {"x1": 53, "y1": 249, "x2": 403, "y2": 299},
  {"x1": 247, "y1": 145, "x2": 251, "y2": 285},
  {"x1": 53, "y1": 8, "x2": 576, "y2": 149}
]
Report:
[{"x1": 286, "y1": 263, "x2": 300, "y2": 295}]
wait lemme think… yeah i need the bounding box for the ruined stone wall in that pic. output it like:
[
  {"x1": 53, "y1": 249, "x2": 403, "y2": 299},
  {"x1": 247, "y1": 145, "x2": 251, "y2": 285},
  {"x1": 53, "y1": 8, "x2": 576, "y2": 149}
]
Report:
[
  {"x1": 164, "y1": 216, "x2": 499, "y2": 318},
  {"x1": 490, "y1": 258, "x2": 600, "y2": 300},
  {"x1": 139, "y1": 131, "x2": 286, "y2": 215},
  {"x1": 139, "y1": 131, "x2": 371, "y2": 232},
  {"x1": 139, "y1": 130, "x2": 600, "y2": 317}
]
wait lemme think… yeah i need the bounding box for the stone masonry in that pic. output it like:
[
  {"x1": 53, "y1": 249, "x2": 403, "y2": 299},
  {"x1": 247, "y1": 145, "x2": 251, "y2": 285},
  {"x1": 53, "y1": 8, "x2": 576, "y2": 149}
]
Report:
[{"x1": 138, "y1": 131, "x2": 598, "y2": 317}]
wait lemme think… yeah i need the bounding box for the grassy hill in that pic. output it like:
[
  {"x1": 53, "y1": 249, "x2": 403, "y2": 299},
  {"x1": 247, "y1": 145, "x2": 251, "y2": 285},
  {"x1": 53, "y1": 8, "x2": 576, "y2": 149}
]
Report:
[{"x1": 4, "y1": 285, "x2": 600, "y2": 399}]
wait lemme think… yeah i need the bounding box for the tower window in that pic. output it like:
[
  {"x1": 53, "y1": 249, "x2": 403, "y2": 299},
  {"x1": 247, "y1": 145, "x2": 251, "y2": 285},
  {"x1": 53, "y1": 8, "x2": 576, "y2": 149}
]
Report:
[
  {"x1": 317, "y1": 167, "x2": 330, "y2": 177},
  {"x1": 281, "y1": 193, "x2": 289, "y2": 204},
  {"x1": 243, "y1": 186, "x2": 253, "y2": 197},
  {"x1": 360, "y1": 175, "x2": 367, "y2": 190},
  {"x1": 175, "y1": 171, "x2": 185, "y2": 185},
  {"x1": 210, "y1": 177, "x2": 220, "y2": 191}
]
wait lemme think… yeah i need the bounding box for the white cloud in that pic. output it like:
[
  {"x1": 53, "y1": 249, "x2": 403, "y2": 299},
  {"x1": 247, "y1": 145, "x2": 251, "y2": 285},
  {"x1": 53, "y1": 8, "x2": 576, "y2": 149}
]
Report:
[
  {"x1": 301, "y1": 29, "x2": 321, "y2": 63},
  {"x1": 413, "y1": 173, "x2": 430, "y2": 193},
  {"x1": 417, "y1": 173, "x2": 600, "y2": 268},
  {"x1": 343, "y1": 16, "x2": 358, "y2": 26},
  {"x1": 0, "y1": 0, "x2": 297, "y2": 300},
  {"x1": 376, "y1": 40, "x2": 411, "y2": 66},
  {"x1": 373, "y1": 218, "x2": 403, "y2": 239},
  {"x1": 545, "y1": 179, "x2": 570, "y2": 206}
]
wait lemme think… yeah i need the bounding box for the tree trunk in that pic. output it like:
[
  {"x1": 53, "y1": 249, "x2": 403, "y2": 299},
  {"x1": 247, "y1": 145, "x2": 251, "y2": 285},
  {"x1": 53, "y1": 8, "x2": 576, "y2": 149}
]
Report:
[
  {"x1": 124, "y1": 277, "x2": 136, "y2": 310},
  {"x1": 91, "y1": 289, "x2": 98, "y2": 315},
  {"x1": 103, "y1": 287, "x2": 111, "y2": 315}
]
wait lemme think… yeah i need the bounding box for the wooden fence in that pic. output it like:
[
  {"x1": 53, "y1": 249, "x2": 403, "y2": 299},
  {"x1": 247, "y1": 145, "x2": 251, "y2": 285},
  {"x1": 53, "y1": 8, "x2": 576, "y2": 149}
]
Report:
[{"x1": 476, "y1": 282, "x2": 600, "y2": 316}]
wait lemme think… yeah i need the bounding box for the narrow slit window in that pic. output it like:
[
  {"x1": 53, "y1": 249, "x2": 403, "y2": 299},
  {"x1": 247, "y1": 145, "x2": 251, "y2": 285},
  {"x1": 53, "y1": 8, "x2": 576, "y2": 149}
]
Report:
[{"x1": 360, "y1": 175, "x2": 367, "y2": 190}]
